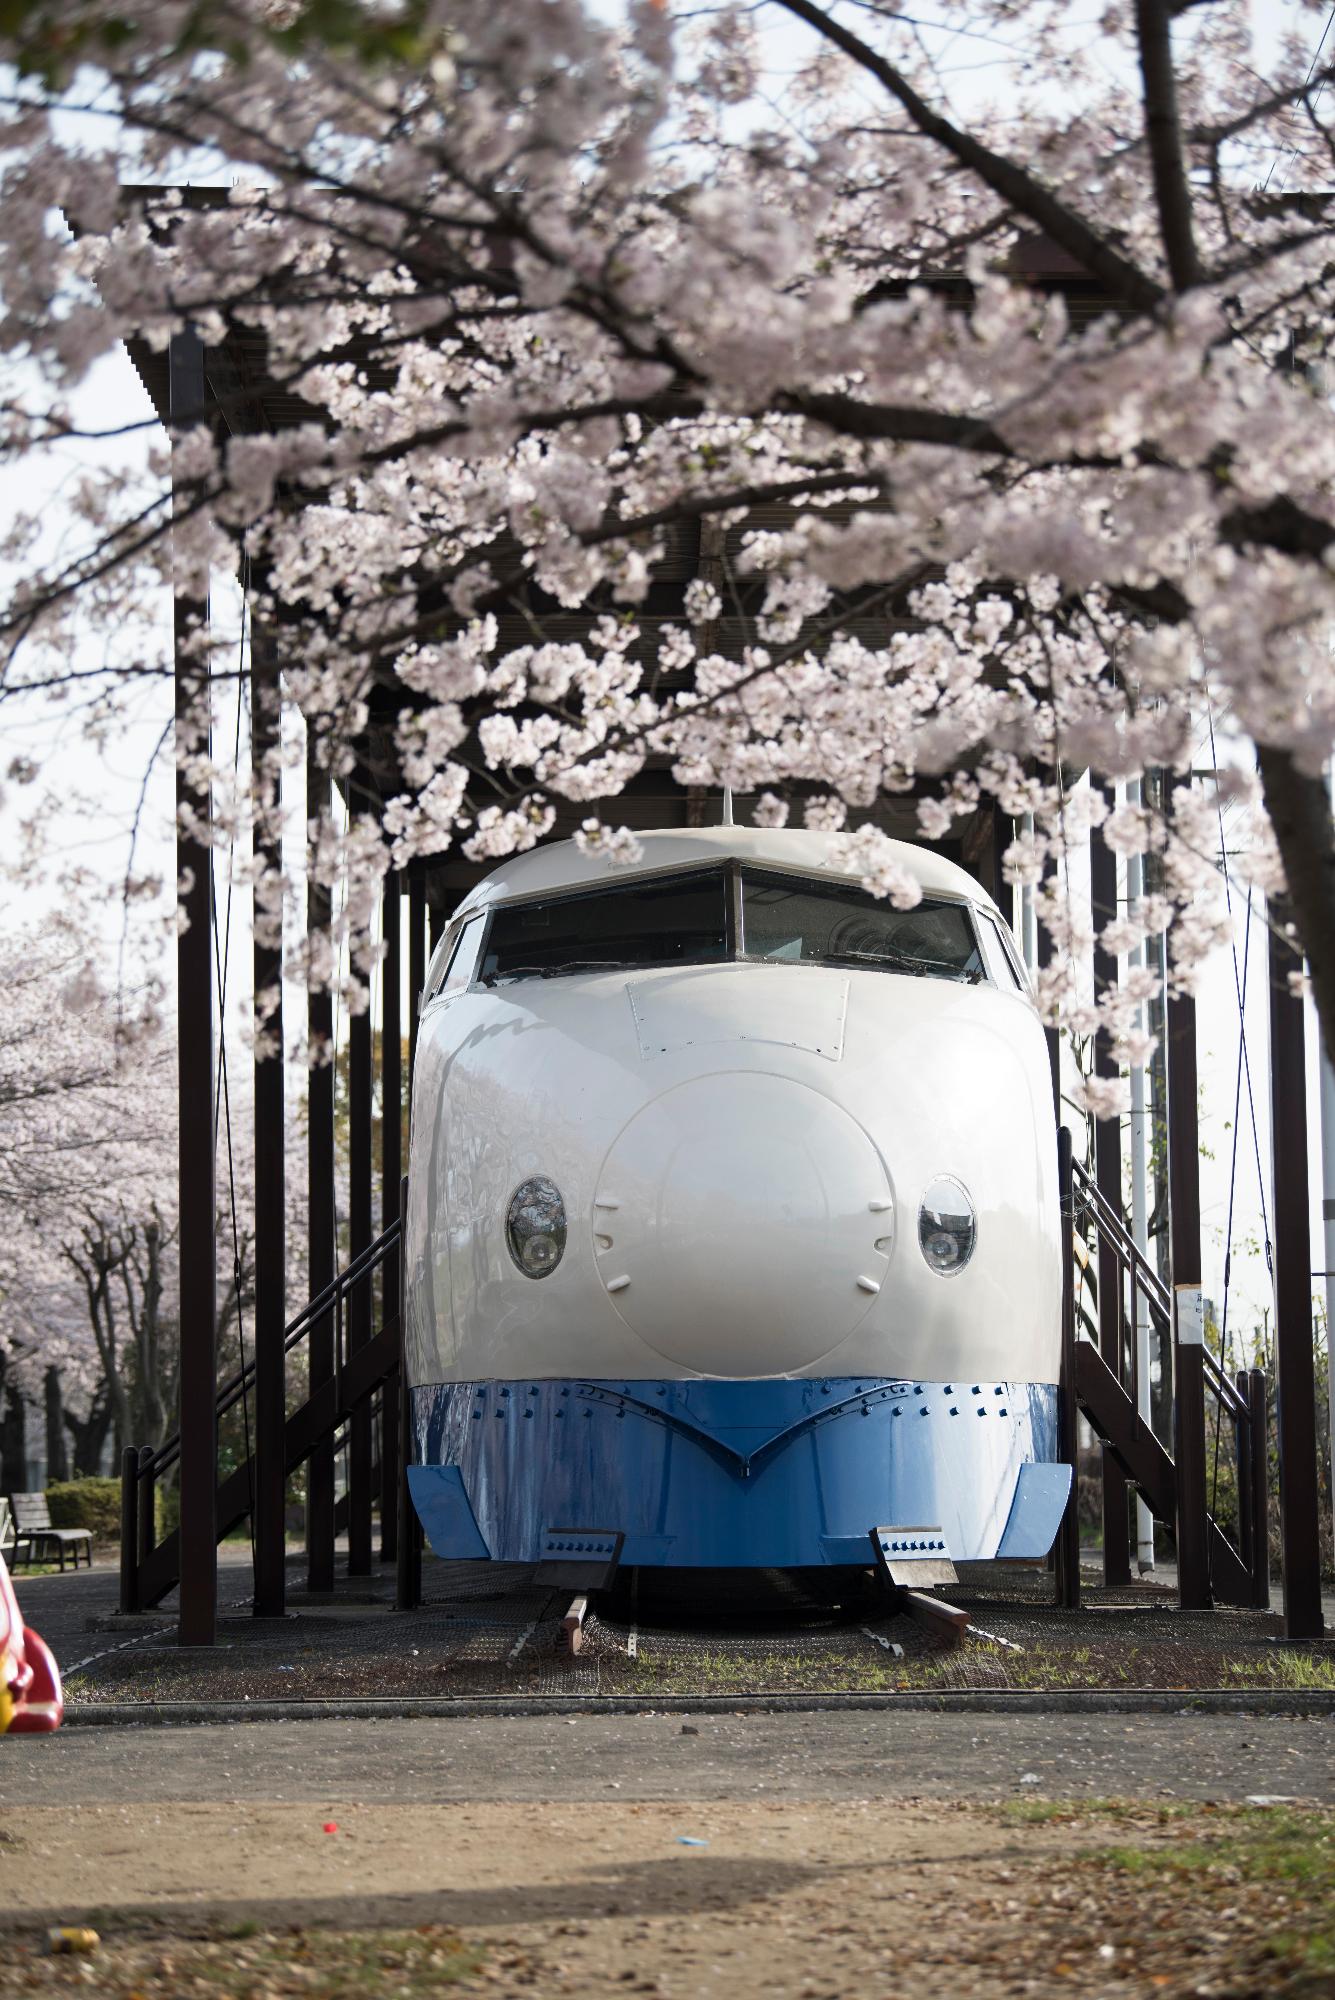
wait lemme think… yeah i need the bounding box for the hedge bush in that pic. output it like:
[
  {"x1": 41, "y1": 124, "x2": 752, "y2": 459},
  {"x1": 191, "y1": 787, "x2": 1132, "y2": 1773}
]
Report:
[{"x1": 44, "y1": 1477, "x2": 122, "y2": 1541}]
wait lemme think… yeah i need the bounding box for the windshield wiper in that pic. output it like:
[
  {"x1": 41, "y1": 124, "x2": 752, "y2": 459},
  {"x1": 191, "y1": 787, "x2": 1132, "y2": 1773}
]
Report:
[
  {"x1": 818, "y1": 950, "x2": 928, "y2": 975},
  {"x1": 481, "y1": 958, "x2": 630, "y2": 984},
  {"x1": 818, "y1": 950, "x2": 982, "y2": 982}
]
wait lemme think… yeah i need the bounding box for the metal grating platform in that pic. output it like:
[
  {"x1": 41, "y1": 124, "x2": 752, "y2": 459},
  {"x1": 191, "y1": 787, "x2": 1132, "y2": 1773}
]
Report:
[{"x1": 44, "y1": 1546, "x2": 1327, "y2": 1707}]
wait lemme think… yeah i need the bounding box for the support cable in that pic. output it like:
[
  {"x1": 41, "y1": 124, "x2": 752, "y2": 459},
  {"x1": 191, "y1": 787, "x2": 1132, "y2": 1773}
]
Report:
[
  {"x1": 1262, "y1": 5, "x2": 1335, "y2": 194},
  {"x1": 1204, "y1": 694, "x2": 1275, "y2": 1585},
  {"x1": 1206, "y1": 698, "x2": 1275, "y2": 1321}
]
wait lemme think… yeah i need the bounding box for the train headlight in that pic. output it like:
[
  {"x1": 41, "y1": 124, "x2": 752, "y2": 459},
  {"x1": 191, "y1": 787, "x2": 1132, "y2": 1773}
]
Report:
[
  {"x1": 505, "y1": 1176, "x2": 567, "y2": 1278},
  {"x1": 918, "y1": 1175, "x2": 976, "y2": 1276}
]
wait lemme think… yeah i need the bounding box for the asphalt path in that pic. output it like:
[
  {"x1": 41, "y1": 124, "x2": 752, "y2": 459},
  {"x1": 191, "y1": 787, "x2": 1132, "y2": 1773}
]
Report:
[{"x1": 3, "y1": 1711, "x2": 1330, "y2": 1807}]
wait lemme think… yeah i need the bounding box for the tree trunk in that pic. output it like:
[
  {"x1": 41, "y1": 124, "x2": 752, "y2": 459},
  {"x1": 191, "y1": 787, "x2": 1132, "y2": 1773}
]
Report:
[
  {"x1": 44, "y1": 1366, "x2": 70, "y2": 1484},
  {"x1": 99, "y1": 1272, "x2": 131, "y2": 1462},
  {"x1": 1257, "y1": 745, "x2": 1335, "y2": 1072},
  {"x1": 65, "y1": 1381, "x2": 112, "y2": 1477},
  {"x1": 0, "y1": 1386, "x2": 28, "y2": 1493},
  {"x1": 130, "y1": 1217, "x2": 169, "y2": 1445}
]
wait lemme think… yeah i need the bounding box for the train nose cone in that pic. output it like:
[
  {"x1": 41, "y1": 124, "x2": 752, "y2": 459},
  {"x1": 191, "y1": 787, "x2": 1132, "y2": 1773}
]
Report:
[{"x1": 593, "y1": 1072, "x2": 893, "y2": 1375}]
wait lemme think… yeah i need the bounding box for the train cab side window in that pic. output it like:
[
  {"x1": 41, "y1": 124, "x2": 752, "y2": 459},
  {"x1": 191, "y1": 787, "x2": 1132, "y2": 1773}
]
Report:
[
  {"x1": 440, "y1": 914, "x2": 486, "y2": 998},
  {"x1": 739, "y1": 871, "x2": 984, "y2": 984},
  {"x1": 974, "y1": 909, "x2": 1026, "y2": 992},
  {"x1": 478, "y1": 870, "x2": 728, "y2": 982},
  {"x1": 423, "y1": 927, "x2": 456, "y2": 1004},
  {"x1": 425, "y1": 913, "x2": 485, "y2": 1004}
]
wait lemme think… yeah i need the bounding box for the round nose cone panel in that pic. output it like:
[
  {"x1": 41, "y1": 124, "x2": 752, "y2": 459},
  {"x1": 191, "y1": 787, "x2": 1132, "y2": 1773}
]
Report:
[{"x1": 593, "y1": 1072, "x2": 892, "y2": 1374}]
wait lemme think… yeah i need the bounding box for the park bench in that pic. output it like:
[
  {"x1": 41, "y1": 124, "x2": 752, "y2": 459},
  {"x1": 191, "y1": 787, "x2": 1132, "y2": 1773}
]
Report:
[
  {"x1": 9, "y1": 1492, "x2": 93, "y2": 1572},
  {"x1": 0, "y1": 1496, "x2": 15, "y2": 1567}
]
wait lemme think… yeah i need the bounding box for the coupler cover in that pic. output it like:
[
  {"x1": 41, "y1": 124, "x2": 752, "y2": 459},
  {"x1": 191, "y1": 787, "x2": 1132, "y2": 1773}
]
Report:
[
  {"x1": 537, "y1": 1528, "x2": 625, "y2": 1590},
  {"x1": 869, "y1": 1525, "x2": 958, "y2": 1590}
]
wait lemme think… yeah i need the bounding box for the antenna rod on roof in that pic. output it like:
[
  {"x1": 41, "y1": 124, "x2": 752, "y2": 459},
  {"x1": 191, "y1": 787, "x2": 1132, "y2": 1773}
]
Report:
[{"x1": 721, "y1": 786, "x2": 734, "y2": 827}]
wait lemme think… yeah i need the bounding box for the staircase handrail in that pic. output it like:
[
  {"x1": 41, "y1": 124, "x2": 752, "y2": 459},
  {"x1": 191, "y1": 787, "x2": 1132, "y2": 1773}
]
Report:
[
  {"x1": 1070, "y1": 1158, "x2": 1248, "y2": 1423},
  {"x1": 1070, "y1": 1157, "x2": 1171, "y2": 1323},
  {"x1": 144, "y1": 1215, "x2": 403, "y2": 1483},
  {"x1": 1200, "y1": 1335, "x2": 1249, "y2": 1420}
]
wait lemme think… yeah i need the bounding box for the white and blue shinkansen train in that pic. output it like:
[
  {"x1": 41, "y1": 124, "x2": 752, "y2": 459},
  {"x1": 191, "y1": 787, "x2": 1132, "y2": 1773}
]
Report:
[{"x1": 403, "y1": 827, "x2": 1071, "y2": 1572}]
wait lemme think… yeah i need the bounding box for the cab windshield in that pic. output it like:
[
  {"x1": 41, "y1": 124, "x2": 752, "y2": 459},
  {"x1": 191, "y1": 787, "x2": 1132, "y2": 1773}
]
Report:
[
  {"x1": 740, "y1": 871, "x2": 983, "y2": 982},
  {"x1": 477, "y1": 864, "x2": 986, "y2": 986},
  {"x1": 479, "y1": 870, "x2": 727, "y2": 982}
]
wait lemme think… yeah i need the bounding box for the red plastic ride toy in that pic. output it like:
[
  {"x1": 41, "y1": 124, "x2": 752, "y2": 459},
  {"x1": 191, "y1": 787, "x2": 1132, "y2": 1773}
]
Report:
[{"x1": 1, "y1": 1553, "x2": 63, "y2": 1733}]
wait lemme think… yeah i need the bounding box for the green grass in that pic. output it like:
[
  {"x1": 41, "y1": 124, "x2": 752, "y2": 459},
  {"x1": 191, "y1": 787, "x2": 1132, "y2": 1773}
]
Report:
[
  {"x1": 610, "y1": 1645, "x2": 903, "y2": 1693},
  {"x1": 1223, "y1": 1651, "x2": 1335, "y2": 1692},
  {"x1": 998, "y1": 1798, "x2": 1294, "y2": 1828},
  {"x1": 1097, "y1": 1806, "x2": 1335, "y2": 1986},
  {"x1": 995, "y1": 1800, "x2": 1335, "y2": 1992},
  {"x1": 52, "y1": 1925, "x2": 486, "y2": 1997},
  {"x1": 998, "y1": 1797, "x2": 1151, "y2": 1826},
  {"x1": 607, "y1": 1639, "x2": 1163, "y2": 1694},
  {"x1": 1095, "y1": 1804, "x2": 1333, "y2": 1882}
]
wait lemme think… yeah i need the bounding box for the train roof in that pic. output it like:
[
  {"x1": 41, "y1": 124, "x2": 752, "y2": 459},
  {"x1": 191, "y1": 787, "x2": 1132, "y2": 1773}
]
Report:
[{"x1": 453, "y1": 827, "x2": 996, "y2": 916}]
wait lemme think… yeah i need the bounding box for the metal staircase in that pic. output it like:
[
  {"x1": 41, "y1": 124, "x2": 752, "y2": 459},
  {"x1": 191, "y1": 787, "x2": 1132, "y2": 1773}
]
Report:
[
  {"x1": 118, "y1": 1219, "x2": 403, "y2": 1611},
  {"x1": 1063, "y1": 1148, "x2": 1269, "y2": 1610}
]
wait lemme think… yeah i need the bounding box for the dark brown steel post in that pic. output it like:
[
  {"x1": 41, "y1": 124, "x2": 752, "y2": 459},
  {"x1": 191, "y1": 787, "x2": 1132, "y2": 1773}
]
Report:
[
  {"x1": 395, "y1": 1363, "x2": 421, "y2": 1610},
  {"x1": 408, "y1": 874, "x2": 426, "y2": 1087},
  {"x1": 306, "y1": 750, "x2": 336, "y2": 1593},
  {"x1": 1246, "y1": 1365, "x2": 1272, "y2": 1611},
  {"x1": 1166, "y1": 974, "x2": 1211, "y2": 1609},
  {"x1": 119, "y1": 1447, "x2": 140, "y2": 1614},
  {"x1": 347, "y1": 997, "x2": 374, "y2": 1575},
  {"x1": 251, "y1": 631, "x2": 286, "y2": 1618},
  {"x1": 396, "y1": 1175, "x2": 423, "y2": 1611},
  {"x1": 1091, "y1": 800, "x2": 1131, "y2": 1583},
  {"x1": 171, "y1": 324, "x2": 218, "y2": 1649},
  {"x1": 1054, "y1": 1126, "x2": 1081, "y2": 1608},
  {"x1": 1035, "y1": 850, "x2": 1061, "y2": 1120},
  {"x1": 1267, "y1": 903, "x2": 1325, "y2": 1637},
  {"x1": 379, "y1": 877, "x2": 402, "y2": 1562},
  {"x1": 1235, "y1": 1367, "x2": 1254, "y2": 1578},
  {"x1": 402, "y1": 886, "x2": 426, "y2": 1609},
  {"x1": 990, "y1": 802, "x2": 1012, "y2": 926},
  {"x1": 137, "y1": 1445, "x2": 155, "y2": 1572}
]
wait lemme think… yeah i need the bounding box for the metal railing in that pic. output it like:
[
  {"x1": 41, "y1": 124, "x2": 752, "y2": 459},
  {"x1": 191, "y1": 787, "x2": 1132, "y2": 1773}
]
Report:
[
  {"x1": 1072, "y1": 1157, "x2": 1251, "y2": 1424},
  {"x1": 149, "y1": 1216, "x2": 402, "y2": 1484},
  {"x1": 1069, "y1": 1154, "x2": 1268, "y2": 1606},
  {"x1": 120, "y1": 1216, "x2": 403, "y2": 1609}
]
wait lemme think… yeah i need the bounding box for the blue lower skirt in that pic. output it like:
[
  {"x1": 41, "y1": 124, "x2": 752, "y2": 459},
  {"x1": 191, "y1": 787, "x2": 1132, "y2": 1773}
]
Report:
[{"x1": 406, "y1": 1376, "x2": 1069, "y2": 1568}]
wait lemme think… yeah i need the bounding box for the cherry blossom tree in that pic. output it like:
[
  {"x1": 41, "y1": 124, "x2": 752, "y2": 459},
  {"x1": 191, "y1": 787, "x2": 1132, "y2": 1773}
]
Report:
[
  {"x1": 0, "y1": 915, "x2": 177, "y2": 1476},
  {"x1": 64, "y1": 1201, "x2": 176, "y2": 1456},
  {"x1": 1, "y1": 0, "x2": 1334, "y2": 1102}
]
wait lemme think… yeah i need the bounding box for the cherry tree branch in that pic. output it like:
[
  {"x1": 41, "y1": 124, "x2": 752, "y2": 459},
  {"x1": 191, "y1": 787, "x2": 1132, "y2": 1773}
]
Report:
[
  {"x1": 1255, "y1": 742, "x2": 1335, "y2": 1062},
  {"x1": 773, "y1": 0, "x2": 1167, "y2": 314},
  {"x1": 1133, "y1": 0, "x2": 1205, "y2": 291}
]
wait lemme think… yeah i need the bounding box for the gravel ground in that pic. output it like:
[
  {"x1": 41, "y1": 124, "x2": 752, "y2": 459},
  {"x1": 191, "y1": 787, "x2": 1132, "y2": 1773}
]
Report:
[
  {"x1": 4, "y1": 1696, "x2": 1332, "y2": 1998},
  {"x1": 0, "y1": 1797, "x2": 1331, "y2": 1999},
  {"x1": 4, "y1": 1710, "x2": 1332, "y2": 1806}
]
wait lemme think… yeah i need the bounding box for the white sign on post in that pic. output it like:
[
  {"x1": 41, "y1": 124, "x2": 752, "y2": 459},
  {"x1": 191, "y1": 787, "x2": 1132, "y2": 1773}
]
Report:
[{"x1": 1175, "y1": 1285, "x2": 1205, "y2": 1347}]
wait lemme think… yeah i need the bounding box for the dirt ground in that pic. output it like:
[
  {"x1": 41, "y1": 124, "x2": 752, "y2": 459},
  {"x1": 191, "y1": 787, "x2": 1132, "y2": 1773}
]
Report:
[{"x1": 1, "y1": 1794, "x2": 1332, "y2": 1999}]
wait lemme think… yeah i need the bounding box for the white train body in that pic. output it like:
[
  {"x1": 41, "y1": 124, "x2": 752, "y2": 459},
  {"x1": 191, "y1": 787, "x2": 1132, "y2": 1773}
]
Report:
[{"x1": 404, "y1": 828, "x2": 1069, "y2": 1569}]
